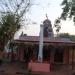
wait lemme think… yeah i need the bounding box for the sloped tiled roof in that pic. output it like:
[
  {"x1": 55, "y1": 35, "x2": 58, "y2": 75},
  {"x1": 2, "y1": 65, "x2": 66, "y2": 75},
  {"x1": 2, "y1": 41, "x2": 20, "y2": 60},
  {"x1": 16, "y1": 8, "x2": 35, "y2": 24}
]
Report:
[{"x1": 14, "y1": 35, "x2": 75, "y2": 45}]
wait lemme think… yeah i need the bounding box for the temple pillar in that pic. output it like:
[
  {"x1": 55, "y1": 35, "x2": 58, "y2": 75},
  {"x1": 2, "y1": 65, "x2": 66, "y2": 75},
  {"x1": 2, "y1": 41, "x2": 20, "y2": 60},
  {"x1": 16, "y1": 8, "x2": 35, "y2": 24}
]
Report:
[
  {"x1": 63, "y1": 47, "x2": 69, "y2": 64},
  {"x1": 72, "y1": 47, "x2": 74, "y2": 70},
  {"x1": 18, "y1": 47, "x2": 24, "y2": 62},
  {"x1": 68, "y1": 48, "x2": 69, "y2": 64},
  {"x1": 73, "y1": 48, "x2": 75, "y2": 63},
  {"x1": 69, "y1": 48, "x2": 72, "y2": 64},
  {"x1": 50, "y1": 49, "x2": 55, "y2": 63}
]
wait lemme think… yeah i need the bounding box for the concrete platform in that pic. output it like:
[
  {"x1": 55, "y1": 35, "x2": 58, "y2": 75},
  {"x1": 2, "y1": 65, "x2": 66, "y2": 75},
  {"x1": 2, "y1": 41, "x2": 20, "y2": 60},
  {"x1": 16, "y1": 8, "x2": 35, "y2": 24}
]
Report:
[{"x1": 28, "y1": 62, "x2": 50, "y2": 72}]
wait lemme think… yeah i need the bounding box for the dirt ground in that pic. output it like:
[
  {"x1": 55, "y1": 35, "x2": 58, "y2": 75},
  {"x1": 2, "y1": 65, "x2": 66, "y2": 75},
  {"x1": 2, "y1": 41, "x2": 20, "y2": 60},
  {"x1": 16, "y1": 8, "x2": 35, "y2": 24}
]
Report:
[
  {"x1": 0, "y1": 62, "x2": 75, "y2": 75},
  {"x1": 0, "y1": 62, "x2": 28, "y2": 75}
]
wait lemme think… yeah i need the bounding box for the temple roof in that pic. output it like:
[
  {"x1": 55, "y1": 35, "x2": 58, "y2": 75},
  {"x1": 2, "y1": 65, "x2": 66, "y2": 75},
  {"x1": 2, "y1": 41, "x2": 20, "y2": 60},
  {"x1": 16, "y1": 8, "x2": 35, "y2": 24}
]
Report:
[
  {"x1": 43, "y1": 14, "x2": 51, "y2": 24},
  {"x1": 43, "y1": 19, "x2": 52, "y2": 27},
  {"x1": 14, "y1": 35, "x2": 75, "y2": 45}
]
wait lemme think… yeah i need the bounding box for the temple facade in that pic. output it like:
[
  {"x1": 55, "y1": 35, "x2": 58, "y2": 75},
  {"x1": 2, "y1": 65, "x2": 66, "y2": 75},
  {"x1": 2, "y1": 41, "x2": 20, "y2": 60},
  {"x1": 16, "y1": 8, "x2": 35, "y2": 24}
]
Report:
[{"x1": 14, "y1": 18, "x2": 75, "y2": 72}]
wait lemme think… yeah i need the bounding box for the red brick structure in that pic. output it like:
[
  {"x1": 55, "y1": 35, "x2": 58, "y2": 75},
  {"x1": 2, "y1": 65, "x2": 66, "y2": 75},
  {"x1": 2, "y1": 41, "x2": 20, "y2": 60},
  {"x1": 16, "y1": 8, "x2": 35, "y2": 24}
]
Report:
[{"x1": 14, "y1": 18, "x2": 75, "y2": 72}]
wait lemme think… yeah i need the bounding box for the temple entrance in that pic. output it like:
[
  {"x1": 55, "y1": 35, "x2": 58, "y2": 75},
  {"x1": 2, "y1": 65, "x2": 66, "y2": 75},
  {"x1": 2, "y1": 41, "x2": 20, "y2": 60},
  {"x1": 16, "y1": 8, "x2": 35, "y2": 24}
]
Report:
[
  {"x1": 23, "y1": 46, "x2": 33, "y2": 62},
  {"x1": 54, "y1": 48, "x2": 63, "y2": 63},
  {"x1": 43, "y1": 46, "x2": 50, "y2": 62},
  {"x1": 23, "y1": 44, "x2": 39, "y2": 62},
  {"x1": 24, "y1": 49, "x2": 29, "y2": 62}
]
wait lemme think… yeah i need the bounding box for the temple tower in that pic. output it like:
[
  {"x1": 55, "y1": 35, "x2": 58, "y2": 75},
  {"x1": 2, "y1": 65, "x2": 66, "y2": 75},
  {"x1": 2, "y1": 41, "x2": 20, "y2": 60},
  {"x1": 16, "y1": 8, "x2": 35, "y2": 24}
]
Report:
[
  {"x1": 43, "y1": 15, "x2": 54, "y2": 38},
  {"x1": 38, "y1": 15, "x2": 54, "y2": 62}
]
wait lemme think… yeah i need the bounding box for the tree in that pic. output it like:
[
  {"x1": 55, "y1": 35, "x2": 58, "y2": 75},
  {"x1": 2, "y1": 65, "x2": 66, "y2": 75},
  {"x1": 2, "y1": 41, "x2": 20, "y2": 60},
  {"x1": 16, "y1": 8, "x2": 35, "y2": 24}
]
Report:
[
  {"x1": 57, "y1": 33, "x2": 75, "y2": 41},
  {"x1": 57, "y1": 33, "x2": 70, "y2": 38},
  {"x1": 0, "y1": 13, "x2": 20, "y2": 50},
  {"x1": 0, "y1": 0, "x2": 31, "y2": 58},
  {"x1": 0, "y1": 0, "x2": 32, "y2": 17},
  {"x1": 0, "y1": 0, "x2": 32, "y2": 51},
  {"x1": 54, "y1": 18, "x2": 61, "y2": 35},
  {"x1": 54, "y1": 0, "x2": 75, "y2": 35},
  {"x1": 60, "y1": 0, "x2": 75, "y2": 22},
  {"x1": 0, "y1": 0, "x2": 33, "y2": 62}
]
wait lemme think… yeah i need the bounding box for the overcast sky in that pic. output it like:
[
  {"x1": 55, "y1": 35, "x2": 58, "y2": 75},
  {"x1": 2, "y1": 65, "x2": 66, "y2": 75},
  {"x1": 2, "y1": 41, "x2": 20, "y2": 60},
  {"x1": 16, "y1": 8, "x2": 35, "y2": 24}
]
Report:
[{"x1": 15, "y1": 0, "x2": 75, "y2": 38}]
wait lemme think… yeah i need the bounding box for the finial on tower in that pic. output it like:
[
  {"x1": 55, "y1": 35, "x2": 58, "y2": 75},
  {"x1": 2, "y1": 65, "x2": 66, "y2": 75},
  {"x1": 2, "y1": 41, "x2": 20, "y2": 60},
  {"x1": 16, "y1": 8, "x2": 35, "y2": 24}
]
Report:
[{"x1": 46, "y1": 14, "x2": 48, "y2": 19}]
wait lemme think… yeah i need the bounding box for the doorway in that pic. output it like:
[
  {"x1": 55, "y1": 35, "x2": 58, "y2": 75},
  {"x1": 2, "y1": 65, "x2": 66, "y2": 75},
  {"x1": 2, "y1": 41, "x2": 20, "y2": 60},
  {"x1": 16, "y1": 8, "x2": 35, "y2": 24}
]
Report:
[
  {"x1": 43, "y1": 46, "x2": 50, "y2": 61},
  {"x1": 54, "y1": 48, "x2": 63, "y2": 63}
]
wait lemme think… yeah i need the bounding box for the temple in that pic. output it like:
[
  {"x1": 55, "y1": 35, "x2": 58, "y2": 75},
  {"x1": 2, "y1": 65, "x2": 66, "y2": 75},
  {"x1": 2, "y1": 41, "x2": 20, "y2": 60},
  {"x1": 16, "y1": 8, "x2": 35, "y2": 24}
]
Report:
[{"x1": 14, "y1": 17, "x2": 75, "y2": 72}]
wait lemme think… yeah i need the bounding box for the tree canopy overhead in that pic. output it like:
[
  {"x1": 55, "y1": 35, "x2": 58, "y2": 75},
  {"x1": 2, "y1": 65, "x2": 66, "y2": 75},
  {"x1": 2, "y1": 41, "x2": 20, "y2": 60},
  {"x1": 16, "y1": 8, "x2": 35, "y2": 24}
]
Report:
[
  {"x1": 54, "y1": 0, "x2": 75, "y2": 33},
  {"x1": 61, "y1": 0, "x2": 75, "y2": 22}
]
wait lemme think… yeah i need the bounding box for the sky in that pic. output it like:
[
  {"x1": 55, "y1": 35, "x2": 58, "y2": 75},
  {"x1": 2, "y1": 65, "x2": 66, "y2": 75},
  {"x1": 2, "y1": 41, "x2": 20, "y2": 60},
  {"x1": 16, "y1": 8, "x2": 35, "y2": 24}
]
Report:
[{"x1": 15, "y1": 0, "x2": 75, "y2": 38}]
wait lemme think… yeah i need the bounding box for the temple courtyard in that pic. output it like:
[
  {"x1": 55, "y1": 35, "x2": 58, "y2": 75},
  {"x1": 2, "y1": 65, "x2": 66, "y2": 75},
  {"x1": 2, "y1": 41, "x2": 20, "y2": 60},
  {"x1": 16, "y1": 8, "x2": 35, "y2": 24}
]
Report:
[{"x1": 0, "y1": 62, "x2": 74, "y2": 75}]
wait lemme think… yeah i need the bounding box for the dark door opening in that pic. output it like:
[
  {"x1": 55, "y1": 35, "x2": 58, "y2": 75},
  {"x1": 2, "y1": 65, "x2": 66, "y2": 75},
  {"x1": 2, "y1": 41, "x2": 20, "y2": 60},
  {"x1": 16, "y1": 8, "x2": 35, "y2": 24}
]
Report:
[
  {"x1": 23, "y1": 47, "x2": 32, "y2": 62},
  {"x1": 54, "y1": 48, "x2": 63, "y2": 63},
  {"x1": 43, "y1": 46, "x2": 50, "y2": 61}
]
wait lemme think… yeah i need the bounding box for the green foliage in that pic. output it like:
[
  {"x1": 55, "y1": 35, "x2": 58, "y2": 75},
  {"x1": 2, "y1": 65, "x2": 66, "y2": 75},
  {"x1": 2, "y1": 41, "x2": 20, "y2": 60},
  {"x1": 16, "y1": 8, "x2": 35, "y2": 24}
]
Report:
[
  {"x1": 61, "y1": 0, "x2": 68, "y2": 5},
  {"x1": 0, "y1": 0, "x2": 32, "y2": 51},
  {"x1": 0, "y1": 12, "x2": 21, "y2": 51},
  {"x1": 57, "y1": 33, "x2": 75, "y2": 41},
  {"x1": 57, "y1": 33, "x2": 69, "y2": 38},
  {"x1": 61, "y1": 0, "x2": 75, "y2": 21},
  {"x1": 61, "y1": 0, "x2": 70, "y2": 20},
  {"x1": 54, "y1": 18, "x2": 61, "y2": 34}
]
